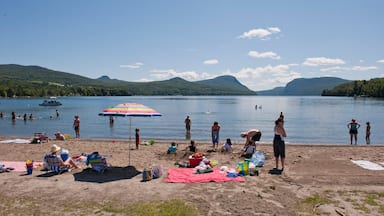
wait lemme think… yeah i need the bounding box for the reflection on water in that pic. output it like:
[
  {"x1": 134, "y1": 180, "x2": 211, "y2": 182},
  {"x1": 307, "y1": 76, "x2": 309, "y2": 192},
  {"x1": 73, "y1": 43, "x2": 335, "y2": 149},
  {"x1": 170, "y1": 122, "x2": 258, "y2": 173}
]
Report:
[{"x1": 0, "y1": 96, "x2": 383, "y2": 145}]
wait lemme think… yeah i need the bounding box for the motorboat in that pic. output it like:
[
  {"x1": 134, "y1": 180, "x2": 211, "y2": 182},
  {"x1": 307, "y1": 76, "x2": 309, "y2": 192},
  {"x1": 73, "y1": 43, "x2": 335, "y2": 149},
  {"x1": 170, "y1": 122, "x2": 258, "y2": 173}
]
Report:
[{"x1": 39, "y1": 97, "x2": 62, "y2": 106}]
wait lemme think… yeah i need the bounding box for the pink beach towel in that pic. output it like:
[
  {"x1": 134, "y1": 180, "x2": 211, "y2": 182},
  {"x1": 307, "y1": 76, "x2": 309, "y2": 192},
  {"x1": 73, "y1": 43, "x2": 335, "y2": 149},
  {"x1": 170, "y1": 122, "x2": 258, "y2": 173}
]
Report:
[
  {"x1": 0, "y1": 161, "x2": 44, "y2": 172},
  {"x1": 165, "y1": 168, "x2": 245, "y2": 183}
]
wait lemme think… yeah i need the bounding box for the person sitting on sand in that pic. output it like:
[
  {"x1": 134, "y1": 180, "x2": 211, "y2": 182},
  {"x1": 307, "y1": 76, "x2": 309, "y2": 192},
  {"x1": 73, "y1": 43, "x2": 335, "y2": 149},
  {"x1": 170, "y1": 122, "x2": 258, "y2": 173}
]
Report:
[
  {"x1": 54, "y1": 132, "x2": 65, "y2": 141},
  {"x1": 186, "y1": 140, "x2": 197, "y2": 153},
  {"x1": 167, "y1": 142, "x2": 178, "y2": 154},
  {"x1": 46, "y1": 144, "x2": 80, "y2": 170},
  {"x1": 221, "y1": 138, "x2": 233, "y2": 152}
]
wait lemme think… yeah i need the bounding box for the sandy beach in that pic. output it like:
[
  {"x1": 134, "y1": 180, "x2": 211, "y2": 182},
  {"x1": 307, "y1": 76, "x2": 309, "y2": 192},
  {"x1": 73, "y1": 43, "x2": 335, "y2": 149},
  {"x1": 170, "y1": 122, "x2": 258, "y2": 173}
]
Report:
[{"x1": 1, "y1": 136, "x2": 384, "y2": 215}]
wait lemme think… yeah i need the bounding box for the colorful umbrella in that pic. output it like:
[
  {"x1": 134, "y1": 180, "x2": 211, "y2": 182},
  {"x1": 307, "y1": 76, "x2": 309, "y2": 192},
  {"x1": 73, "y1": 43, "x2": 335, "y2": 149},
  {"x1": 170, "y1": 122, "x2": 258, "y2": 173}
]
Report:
[{"x1": 99, "y1": 103, "x2": 162, "y2": 165}]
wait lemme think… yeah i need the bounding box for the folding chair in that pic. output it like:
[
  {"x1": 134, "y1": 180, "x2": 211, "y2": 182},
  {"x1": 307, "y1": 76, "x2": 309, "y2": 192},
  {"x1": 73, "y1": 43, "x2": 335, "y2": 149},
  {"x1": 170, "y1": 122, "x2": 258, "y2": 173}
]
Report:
[
  {"x1": 44, "y1": 154, "x2": 69, "y2": 174},
  {"x1": 86, "y1": 152, "x2": 108, "y2": 173}
]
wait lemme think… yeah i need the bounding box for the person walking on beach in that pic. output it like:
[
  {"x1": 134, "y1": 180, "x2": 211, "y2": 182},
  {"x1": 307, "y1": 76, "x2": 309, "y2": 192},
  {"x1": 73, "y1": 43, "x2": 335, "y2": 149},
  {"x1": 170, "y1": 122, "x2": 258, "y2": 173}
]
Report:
[
  {"x1": 211, "y1": 121, "x2": 221, "y2": 150},
  {"x1": 273, "y1": 118, "x2": 286, "y2": 171},
  {"x1": 185, "y1": 116, "x2": 191, "y2": 133},
  {"x1": 73, "y1": 115, "x2": 80, "y2": 139},
  {"x1": 366, "y1": 121, "x2": 371, "y2": 144},
  {"x1": 135, "y1": 128, "x2": 140, "y2": 149},
  {"x1": 347, "y1": 119, "x2": 360, "y2": 145}
]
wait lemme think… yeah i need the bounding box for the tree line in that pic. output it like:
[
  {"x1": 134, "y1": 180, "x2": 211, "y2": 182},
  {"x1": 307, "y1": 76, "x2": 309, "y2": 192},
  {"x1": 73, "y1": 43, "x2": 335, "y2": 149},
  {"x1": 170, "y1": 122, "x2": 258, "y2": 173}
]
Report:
[{"x1": 322, "y1": 78, "x2": 384, "y2": 97}]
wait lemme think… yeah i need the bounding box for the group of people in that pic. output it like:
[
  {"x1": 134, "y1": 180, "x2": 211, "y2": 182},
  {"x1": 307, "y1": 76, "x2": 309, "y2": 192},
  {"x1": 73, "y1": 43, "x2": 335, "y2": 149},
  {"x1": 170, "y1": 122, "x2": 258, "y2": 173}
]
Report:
[{"x1": 347, "y1": 119, "x2": 371, "y2": 145}]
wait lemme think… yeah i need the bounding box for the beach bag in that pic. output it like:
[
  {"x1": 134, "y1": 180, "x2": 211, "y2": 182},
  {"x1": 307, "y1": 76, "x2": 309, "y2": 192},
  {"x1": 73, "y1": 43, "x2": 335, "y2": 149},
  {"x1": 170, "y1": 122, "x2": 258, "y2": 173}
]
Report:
[
  {"x1": 251, "y1": 151, "x2": 265, "y2": 167},
  {"x1": 152, "y1": 166, "x2": 163, "y2": 179},
  {"x1": 142, "y1": 168, "x2": 153, "y2": 181},
  {"x1": 236, "y1": 160, "x2": 249, "y2": 175}
]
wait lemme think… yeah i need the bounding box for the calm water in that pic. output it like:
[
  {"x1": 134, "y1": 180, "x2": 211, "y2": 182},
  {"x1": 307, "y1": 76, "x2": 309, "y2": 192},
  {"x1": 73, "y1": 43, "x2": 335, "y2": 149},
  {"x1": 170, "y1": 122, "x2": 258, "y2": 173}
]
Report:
[{"x1": 0, "y1": 96, "x2": 383, "y2": 145}]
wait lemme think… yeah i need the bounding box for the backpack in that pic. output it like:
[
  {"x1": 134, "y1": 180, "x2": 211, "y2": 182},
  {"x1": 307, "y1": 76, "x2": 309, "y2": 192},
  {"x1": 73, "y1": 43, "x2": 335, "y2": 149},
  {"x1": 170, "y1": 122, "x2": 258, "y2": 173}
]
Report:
[{"x1": 142, "y1": 167, "x2": 153, "y2": 181}]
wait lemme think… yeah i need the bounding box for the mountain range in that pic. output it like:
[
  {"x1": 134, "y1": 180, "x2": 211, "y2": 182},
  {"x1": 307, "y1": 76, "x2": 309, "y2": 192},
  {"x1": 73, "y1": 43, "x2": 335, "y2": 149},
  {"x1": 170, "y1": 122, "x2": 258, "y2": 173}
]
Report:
[{"x1": 0, "y1": 64, "x2": 255, "y2": 96}]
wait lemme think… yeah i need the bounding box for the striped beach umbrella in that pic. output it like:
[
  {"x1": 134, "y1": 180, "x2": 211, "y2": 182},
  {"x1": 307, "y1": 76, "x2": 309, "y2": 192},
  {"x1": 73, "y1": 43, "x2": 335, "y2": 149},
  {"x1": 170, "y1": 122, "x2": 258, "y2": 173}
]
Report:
[{"x1": 99, "y1": 103, "x2": 162, "y2": 165}]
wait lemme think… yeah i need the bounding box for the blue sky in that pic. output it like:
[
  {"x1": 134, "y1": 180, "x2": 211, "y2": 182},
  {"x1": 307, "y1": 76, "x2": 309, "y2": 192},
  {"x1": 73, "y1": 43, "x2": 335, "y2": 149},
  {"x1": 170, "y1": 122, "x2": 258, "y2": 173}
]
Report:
[{"x1": 1, "y1": 0, "x2": 383, "y2": 91}]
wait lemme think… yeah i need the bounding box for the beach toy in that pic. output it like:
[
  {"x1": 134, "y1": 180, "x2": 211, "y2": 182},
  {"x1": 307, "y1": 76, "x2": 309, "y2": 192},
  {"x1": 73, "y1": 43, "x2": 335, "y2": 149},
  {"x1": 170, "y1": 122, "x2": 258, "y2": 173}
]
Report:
[
  {"x1": 149, "y1": 139, "x2": 155, "y2": 145},
  {"x1": 26, "y1": 160, "x2": 33, "y2": 175}
]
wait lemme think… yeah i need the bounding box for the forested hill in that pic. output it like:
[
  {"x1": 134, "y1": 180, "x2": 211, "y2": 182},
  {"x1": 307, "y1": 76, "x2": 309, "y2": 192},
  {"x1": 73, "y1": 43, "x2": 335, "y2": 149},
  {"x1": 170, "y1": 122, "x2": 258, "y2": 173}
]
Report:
[
  {"x1": 321, "y1": 78, "x2": 384, "y2": 97},
  {"x1": 257, "y1": 77, "x2": 350, "y2": 96},
  {"x1": 0, "y1": 64, "x2": 256, "y2": 96}
]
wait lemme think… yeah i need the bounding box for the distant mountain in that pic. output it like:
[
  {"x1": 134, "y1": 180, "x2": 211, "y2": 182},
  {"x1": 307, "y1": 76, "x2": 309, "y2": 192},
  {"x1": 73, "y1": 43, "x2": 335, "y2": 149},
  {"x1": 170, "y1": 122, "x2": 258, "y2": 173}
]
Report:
[
  {"x1": 257, "y1": 77, "x2": 350, "y2": 96},
  {"x1": 0, "y1": 64, "x2": 255, "y2": 97},
  {"x1": 195, "y1": 75, "x2": 254, "y2": 93}
]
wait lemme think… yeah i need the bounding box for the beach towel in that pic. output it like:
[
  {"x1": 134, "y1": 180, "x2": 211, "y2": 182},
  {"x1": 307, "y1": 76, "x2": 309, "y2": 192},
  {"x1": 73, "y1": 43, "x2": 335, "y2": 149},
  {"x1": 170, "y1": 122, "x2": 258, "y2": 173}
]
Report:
[
  {"x1": 165, "y1": 168, "x2": 245, "y2": 183},
  {"x1": 0, "y1": 139, "x2": 31, "y2": 144},
  {"x1": 0, "y1": 161, "x2": 44, "y2": 172},
  {"x1": 351, "y1": 160, "x2": 384, "y2": 171}
]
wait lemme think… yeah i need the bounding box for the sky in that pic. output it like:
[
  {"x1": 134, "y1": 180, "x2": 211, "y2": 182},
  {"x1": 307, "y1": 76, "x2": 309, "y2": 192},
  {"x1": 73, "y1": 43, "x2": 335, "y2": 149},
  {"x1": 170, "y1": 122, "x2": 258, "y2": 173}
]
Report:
[{"x1": 1, "y1": 0, "x2": 383, "y2": 91}]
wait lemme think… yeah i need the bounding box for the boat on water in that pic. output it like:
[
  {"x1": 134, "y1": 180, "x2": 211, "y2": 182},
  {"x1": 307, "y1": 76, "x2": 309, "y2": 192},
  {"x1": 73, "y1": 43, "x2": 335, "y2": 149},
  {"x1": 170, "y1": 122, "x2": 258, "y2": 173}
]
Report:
[{"x1": 39, "y1": 97, "x2": 62, "y2": 106}]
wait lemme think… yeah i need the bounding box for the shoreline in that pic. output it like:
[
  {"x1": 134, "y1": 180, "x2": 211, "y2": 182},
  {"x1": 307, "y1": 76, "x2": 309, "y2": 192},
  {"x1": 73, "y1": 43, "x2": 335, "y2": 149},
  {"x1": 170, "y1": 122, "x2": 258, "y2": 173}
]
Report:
[
  {"x1": 1, "y1": 135, "x2": 383, "y2": 146},
  {"x1": 1, "y1": 136, "x2": 384, "y2": 215}
]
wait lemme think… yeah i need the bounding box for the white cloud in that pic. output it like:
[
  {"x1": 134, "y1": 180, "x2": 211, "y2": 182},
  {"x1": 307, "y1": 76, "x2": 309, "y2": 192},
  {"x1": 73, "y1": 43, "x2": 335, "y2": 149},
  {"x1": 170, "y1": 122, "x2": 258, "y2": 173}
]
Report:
[
  {"x1": 203, "y1": 59, "x2": 219, "y2": 65},
  {"x1": 229, "y1": 64, "x2": 301, "y2": 90},
  {"x1": 120, "y1": 62, "x2": 144, "y2": 69},
  {"x1": 320, "y1": 66, "x2": 377, "y2": 73},
  {"x1": 248, "y1": 51, "x2": 281, "y2": 59},
  {"x1": 303, "y1": 57, "x2": 345, "y2": 66},
  {"x1": 150, "y1": 69, "x2": 211, "y2": 81},
  {"x1": 268, "y1": 27, "x2": 281, "y2": 33},
  {"x1": 377, "y1": 59, "x2": 384, "y2": 63},
  {"x1": 238, "y1": 27, "x2": 281, "y2": 40}
]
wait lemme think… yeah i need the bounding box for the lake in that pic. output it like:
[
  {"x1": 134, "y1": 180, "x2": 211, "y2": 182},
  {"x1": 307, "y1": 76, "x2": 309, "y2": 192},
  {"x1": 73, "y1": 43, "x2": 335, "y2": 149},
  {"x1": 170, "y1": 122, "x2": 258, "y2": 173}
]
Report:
[{"x1": 0, "y1": 96, "x2": 383, "y2": 145}]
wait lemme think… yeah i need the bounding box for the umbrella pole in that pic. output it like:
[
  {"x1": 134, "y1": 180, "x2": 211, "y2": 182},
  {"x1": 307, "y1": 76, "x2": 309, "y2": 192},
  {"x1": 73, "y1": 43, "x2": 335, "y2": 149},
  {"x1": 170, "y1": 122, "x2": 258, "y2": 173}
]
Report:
[{"x1": 129, "y1": 117, "x2": 132, "y2": 165}]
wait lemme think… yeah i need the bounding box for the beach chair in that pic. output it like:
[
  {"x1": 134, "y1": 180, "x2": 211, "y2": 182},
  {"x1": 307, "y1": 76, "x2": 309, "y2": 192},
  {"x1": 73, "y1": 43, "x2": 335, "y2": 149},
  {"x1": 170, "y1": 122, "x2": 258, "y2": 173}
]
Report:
[
  {"x1": 44, "y1": 154, "x2": 69, "y2": 174},
  {"x1": 86, "y1": 152, "x2": 108, "y2": 173}
]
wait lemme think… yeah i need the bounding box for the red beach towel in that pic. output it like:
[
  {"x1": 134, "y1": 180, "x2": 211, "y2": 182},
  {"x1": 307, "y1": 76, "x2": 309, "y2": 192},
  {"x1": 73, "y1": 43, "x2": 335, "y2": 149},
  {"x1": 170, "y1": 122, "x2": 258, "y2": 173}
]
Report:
[{"x1": 165, "y1": 168, "x2": 245, "y2": 183}]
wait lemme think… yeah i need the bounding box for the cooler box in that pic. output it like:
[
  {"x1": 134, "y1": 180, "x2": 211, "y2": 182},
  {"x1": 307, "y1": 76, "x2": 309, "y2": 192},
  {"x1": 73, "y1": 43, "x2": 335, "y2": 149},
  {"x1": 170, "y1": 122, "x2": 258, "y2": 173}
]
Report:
[{"x1": 189, "y1": 157, "x2": 203, "y2": 168}]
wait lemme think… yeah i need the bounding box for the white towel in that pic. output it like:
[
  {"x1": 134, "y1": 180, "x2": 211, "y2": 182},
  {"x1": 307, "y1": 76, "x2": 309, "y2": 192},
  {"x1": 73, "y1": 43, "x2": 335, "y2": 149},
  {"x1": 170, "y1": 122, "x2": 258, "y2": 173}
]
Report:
[{"x1": 351, "y1": 160, "x2": 384, "y2": 171}]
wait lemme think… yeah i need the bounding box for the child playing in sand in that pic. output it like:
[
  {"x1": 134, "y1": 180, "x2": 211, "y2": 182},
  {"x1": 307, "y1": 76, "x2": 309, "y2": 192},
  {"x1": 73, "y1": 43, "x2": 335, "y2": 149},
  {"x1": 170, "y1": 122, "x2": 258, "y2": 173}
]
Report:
[
  {"x1": 222, "y1": 138, "x2": 232, "y2": 152},
  {"x1": 187, "y1": 140, "x2": 197, "y2": 153},
  {"x1": 167, "y1": 142, "x2": 177, "y2": 154}
]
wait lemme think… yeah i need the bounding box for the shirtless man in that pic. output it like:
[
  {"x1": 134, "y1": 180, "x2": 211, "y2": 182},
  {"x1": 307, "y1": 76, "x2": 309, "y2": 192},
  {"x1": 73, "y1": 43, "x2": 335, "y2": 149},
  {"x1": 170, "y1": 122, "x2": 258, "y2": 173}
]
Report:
[{"x1": 240, "y1": 129, "x2": 261, "y2": 147}]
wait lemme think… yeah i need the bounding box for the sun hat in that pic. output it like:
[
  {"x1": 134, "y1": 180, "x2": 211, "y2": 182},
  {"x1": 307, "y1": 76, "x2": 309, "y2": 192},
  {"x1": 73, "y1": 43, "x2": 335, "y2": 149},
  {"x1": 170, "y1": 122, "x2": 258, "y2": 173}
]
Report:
[{"x1": 51, "y1": 144, "x2": 61, "y2": 153}]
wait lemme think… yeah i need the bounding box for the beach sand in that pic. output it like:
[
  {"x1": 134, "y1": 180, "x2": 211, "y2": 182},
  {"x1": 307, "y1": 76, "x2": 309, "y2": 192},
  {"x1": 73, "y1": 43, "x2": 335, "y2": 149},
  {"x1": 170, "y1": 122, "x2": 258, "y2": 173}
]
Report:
[{"x1": 1, "y1": 136, "x2": 384, "y2": 215}]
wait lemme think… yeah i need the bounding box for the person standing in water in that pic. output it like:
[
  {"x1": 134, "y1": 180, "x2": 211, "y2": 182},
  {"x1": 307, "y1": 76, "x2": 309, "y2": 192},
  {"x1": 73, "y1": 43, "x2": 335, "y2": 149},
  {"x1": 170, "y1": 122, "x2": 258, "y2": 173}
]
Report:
[
  {"x1": 73, "y1": 115, "x2": 80, "y2": 139},
  {"x1": 365, "y1": 121, "x2": 371, "y2": 144},
  {"x1": 184, "y1": 116, "x2": 191, "y2": 133},
  {"x1": 211, "y1": 121, "x2": 221, "y2": 150},
  {"x1": 347, "y1": 119, "x2": 360, "y2": 145}
]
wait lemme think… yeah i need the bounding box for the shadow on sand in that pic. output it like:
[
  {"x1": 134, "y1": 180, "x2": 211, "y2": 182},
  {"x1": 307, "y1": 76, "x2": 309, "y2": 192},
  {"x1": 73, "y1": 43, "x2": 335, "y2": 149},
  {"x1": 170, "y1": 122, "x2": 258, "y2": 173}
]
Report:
[{"x1": 73, "y1": 166, "x2": 141, "y2": 183}]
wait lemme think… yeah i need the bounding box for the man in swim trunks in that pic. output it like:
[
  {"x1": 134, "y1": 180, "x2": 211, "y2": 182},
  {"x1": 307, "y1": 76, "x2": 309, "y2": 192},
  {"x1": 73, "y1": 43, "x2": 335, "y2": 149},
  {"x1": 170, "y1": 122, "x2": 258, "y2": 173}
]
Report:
[
  {"x1": 240, "y1": 129, "x2": 261, "y2": 147},
  {"x1": 347, "y1": 119, "x2": 360, "y2": 145}
]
